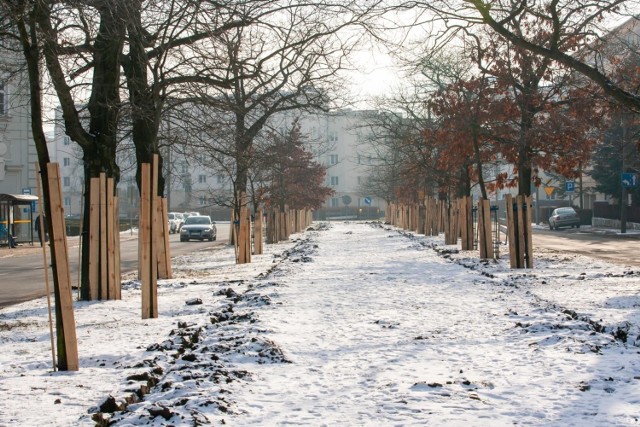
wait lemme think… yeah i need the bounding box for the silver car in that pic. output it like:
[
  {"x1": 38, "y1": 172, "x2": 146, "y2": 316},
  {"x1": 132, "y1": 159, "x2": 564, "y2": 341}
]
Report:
[
  {"x1": 548, "y1": 207, "x2": 580, "y2": 230},
  {"x1": 179, "y1": 215, "x2": 217, "y2": 241}
]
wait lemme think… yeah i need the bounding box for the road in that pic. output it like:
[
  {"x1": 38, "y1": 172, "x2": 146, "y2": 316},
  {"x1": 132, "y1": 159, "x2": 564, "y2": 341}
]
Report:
[
  {"x1": 0, "y1": 225, "x2": 231, "y2": 308},
  {"x1": 532, "y1": 225, "x2": 640, "y2": 267}
]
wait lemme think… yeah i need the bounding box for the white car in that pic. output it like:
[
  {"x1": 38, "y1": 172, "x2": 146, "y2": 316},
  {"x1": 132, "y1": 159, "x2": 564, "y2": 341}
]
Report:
[{"x1": 167, "y1": 212, "x2": 184, "y2": 234}]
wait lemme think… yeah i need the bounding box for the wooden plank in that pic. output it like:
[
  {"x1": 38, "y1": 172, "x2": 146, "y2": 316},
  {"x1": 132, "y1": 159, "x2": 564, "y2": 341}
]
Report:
[
  {"x1": 88, "y1": 177, "x2": 100, "y2": 300},
  {"x1": 114, "y1": 197, "x2": 121, "y2": 300},
  {"x1": 254, "y1": 209, "x2": 263, "y2": 255},
  {"x1": 46, "y1": 163, "x2": 79, "y2": 371},
  {"x1": 468, "y1": 197, "x2": 474, "y2": 248},
  {"x1": 516, "y1": 195, "x2": 526, "y2": 268},
  {"x1": 525, "y1": 196, "x2": 534, "y2": 268},
  {"x1": 162, "y1": 198, "x2": 172, "y2": 279},
  {"x1": 156, "y1": 197, "x2": 168, "y2": 279},
  {"x1": 106, "y1": 178, "x2": 116, "y2": 299},
  {"x1": 140, "y1": 163, "x2": 152, "y2": 319},
  {"x1": 478, "y1": 199, "x2": 486, "y2": 258},
  {"x1": 505, "y1": 194, "x2": 517, "y2": 268},
  {"x1": 150, "y1": 155, "x2": 159, "y2": 317},
  {"x1": 245, "y1": 209, "x2": 251, "y2": 263},
  {"x1": 99, "y1": 173, "x2": 107, "y2": 300}
]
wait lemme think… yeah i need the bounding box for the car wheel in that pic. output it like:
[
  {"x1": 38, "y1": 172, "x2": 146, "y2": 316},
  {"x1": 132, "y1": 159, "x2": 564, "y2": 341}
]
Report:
[
  {"x1": 213, "y1": 235, "x2": 217, "y2": 241},
  {"x1": 208, "y1": 237, "x2": 213, "y2": 241}
]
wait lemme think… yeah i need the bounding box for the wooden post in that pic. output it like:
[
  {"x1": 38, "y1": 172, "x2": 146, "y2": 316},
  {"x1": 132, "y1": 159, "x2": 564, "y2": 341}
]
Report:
[
  {"x1": 524, "y1": 196, "x2": 534, "y2": 268},
  {"x1": 35, "y1": 163, "x2": 56, "y2": 371},
  {"x1": 106, "y1": 178, "x2": 116, "y2": 299},
  {"x1": 88, "y1": 177, "x2": 100, "y2": 300},
  {"x1": 254, "y1": 209, "x2": 263, "y2": 254},
  {"x1": 505, "y1": 194, "x2": 517, "y2": 268},
  {"x1": 150, "y1": 155, "x2": 159, "y2": 316},
  {"x1": 140, "y1": 162, "x2": 156, "y2": 319},
  {"x1": 162, "y1": 198, "x2": 172, "y2": 278},
  {"x1": 46, "y1": 163, "x2": 79, "y2": 371},
  {"x1": 460, "y1": 196, "x2": 473, "y2": 250},
  {"x1": 113, "y1": 197, "x2": 121, "y2": 299},
  {"x1": 236, "y1": 192, "x2": 249, "y2": 264},
  {"x1": 478, "y1": 199, "x2": 494, "y2": 259},
  {"x1": 156, "y1": 197, "x2": 169, "y2": 279},
  {"x1": 516, "y1": 195, "x2": 526, "y2": 268},
  {"x1": 99, "y1": 173, "x2": 107, "y2": 300}
]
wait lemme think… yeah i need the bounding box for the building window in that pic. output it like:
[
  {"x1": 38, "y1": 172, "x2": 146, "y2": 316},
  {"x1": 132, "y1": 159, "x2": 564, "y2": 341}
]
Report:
[
  {"x1": 199, "y1": 196, "x2": 206, "y2": 205},
  {"x1": 64, "y1": 197, "x2": 71, "y2": 206},
  {"x1": 329, "y1": 154, "x2": 338, "y2": 165},
  {"x1": 357, "y1": 176, "x2": 361, "y2": 184},
  {"x1": 217, "y1": 175, "x2": 225, "y2": 184},
  {"x1": 63, "y1": 177, "x2": 70, "y2": 187},
  {"x1": 63, "y1": 157, "x2": 70, "y2": 166},
  {"x1": 181, "y1": 163, "x2": 188, "y2": 173},
  {"x1": 198, "y1": 174, "x2": 206, "y2": 184},
  {"x1": 330, "y1": 176, "x2": 339, "y2": 186},
  {"x1": 331, "y1": 198, "x2": 339, "y2": 207},
  {"x1": 63, "y1": 136, "x2": 71, "y2": 146}
]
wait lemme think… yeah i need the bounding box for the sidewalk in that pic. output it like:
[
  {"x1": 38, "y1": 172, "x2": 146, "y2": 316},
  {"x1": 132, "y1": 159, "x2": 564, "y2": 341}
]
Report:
[{"x1": 0, "y1": 221, "x2": 639, "y2": 426}]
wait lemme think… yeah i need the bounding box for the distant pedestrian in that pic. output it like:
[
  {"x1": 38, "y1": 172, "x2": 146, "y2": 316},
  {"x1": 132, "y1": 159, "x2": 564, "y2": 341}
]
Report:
[{"x1": 35, "y1": 215, "x2": 45, "y2": 246}]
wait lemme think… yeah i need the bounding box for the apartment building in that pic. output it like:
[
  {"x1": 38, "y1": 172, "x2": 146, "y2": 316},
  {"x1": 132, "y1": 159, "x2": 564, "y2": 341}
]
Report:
[
  {"x1": 47, "y1": 107, "x2": 387, "y2": 220},
  {"x1": 0, "y1": 51, "x2": 36, "y2": 196}
]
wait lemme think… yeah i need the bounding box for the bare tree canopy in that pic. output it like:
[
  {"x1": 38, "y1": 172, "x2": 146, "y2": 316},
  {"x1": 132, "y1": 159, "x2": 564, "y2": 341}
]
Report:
[{"x1": 389, "y1": 0, "x2": 640, "y2": 111}]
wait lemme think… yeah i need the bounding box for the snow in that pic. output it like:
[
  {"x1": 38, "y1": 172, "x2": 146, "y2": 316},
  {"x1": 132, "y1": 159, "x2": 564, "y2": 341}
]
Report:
[{"x1": 1, "y1": 221, "x2": 640, "y2": 426}]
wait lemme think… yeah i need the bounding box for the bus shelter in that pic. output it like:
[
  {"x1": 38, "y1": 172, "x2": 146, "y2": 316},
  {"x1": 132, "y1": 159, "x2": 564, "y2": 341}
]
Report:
[{"x1": 0, "y1": 193, "x2": 39, "y2": 247}]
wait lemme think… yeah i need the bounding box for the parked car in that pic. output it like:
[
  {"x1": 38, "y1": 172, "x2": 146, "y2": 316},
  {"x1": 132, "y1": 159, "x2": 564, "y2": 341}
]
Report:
[
  {"x1": 548, "y1": 207, "x2": 580, "y2": 230},
  {"x1": 180, "y1": 215, "x2": 217, "y2": 241},
  {"x1": 167, "y1": 212, "x2": 184, "y2": 233}
]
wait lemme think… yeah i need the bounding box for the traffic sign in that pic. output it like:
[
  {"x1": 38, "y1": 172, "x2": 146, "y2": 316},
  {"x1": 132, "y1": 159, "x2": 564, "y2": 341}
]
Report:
[
  {"x1": 622, "y1": 173, "x2": 637, "y2": 189},
  {"x1": 565, "y1": 181, "x2": 575, "y2": 193},
  {"x1": 364, "y1": 196, "x2": 372, "y2": 205}
]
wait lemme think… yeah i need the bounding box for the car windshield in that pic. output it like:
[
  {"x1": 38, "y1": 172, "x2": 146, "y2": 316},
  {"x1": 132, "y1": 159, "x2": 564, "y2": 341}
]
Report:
[
  {"x1": 185, "y1": 216, "x2": 210, "y2": 225},
  {"x1": 168, "y1": 214, "x2": 175, "y2": 219},
  {"x1": 555, "y1": 208, "x2": 575, "y2": 215}
]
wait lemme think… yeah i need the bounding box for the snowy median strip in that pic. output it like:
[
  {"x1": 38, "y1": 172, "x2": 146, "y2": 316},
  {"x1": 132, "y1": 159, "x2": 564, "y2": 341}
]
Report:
[{"x1": 1, "y1": 221, "x2": 639, "y2": 426}]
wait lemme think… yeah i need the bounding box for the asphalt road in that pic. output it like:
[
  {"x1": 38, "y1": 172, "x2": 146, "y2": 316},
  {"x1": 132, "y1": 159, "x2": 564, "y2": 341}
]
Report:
[
  {"x1": 532, "y1": 225, "x2": 640, "y2": 267},
  {"x1": 0, "y1": 225, "x2": 231, "y2": 308}
]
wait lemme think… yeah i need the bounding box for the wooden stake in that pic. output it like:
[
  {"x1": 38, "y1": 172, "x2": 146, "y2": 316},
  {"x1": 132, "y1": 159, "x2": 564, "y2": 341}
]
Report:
[
  {"x1": 106, "y1": 178, "x2": 116, "y2": 299},
  {"x1": 99, "y1": 173, "x2": 107, "y2": 300},
  {"x1": 140, "y1": 163, "x2": 152, "y2": 318},
  {"x1": 46, "y1": 163, "x2": 79, "y2": 371},
  {"x1": 35, "y1": 162, "x2": 56, "y2": 372},
  {"x1": 88, "y1": 178, "x2": 100, "y2": 300}
]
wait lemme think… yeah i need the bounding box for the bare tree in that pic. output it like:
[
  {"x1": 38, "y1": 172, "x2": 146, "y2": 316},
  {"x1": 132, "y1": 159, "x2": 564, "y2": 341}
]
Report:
[
  {"x1": 164, "y1": 2, "x2": 382, "y2": 255},
  {"x1": 392, "y1": 0, "x2": 640, "y2": 112}
]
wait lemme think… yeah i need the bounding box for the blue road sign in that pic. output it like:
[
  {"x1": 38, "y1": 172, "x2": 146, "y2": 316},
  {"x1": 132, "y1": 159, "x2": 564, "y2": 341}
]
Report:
[
  {"x1": 622, "y1": 173, "x2": 637, "y2": 189},
  {"x1": 364, "y1": 196, "x2": 372, "y2": 205},
  {"x1": 565, "y1": 181, "x2": 575, "y2": 193}
]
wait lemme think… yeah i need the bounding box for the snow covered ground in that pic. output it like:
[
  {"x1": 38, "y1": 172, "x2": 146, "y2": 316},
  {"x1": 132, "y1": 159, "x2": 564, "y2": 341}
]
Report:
[{"x1": 1, "y1": 221, "x2": 639, "y2": 426}]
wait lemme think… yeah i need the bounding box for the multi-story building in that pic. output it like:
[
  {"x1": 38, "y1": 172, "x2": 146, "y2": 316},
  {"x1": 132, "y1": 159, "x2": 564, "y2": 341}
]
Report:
[
  {"x1": 0, "y1": 51, "x2": 36, "y2": 196},
  {"x1": 47, "y1": 107, "x2": 387, "y2": 221}
]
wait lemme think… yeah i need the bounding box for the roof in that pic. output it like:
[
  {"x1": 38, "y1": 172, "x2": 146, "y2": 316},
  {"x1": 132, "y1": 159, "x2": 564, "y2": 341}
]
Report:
[{"x1": 0, "y1": 194, "x2": 40, "y2": 204}]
